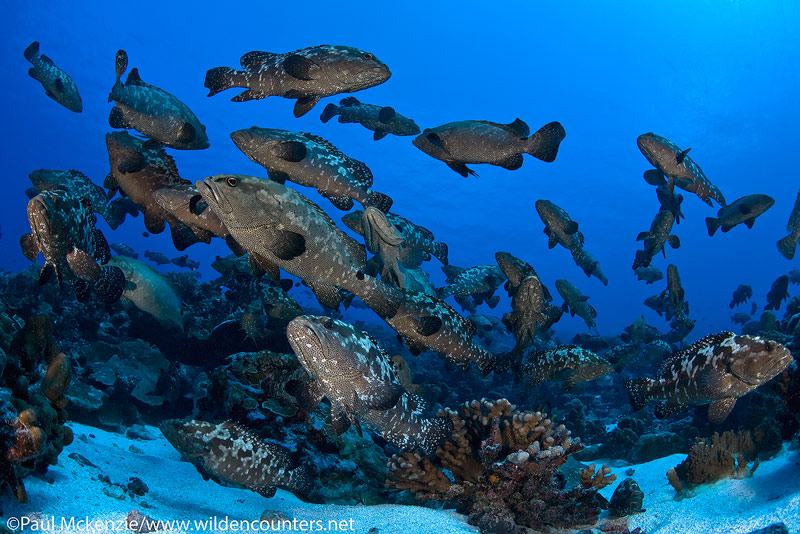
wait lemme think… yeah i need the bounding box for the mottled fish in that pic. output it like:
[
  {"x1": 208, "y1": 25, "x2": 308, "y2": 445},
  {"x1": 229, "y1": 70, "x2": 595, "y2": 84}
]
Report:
[
  {"x1": 171, "y1": 254, "x2": 199, "y2": 270},
  {"x1": 204, "y1": 45, "x2": 391, "y2": 117},
  {"x1": 358, "y1": 207, "x2": 406, "y2": 287},
  {"x1": 729, "y1": 284, "x2": 753, "y2": 309},
  {"x1": 535, "y1": 199, "x2": 583, "y2": 251},
  {"x1": 638, "y1": 132, "x2": 725, "y2": 207},
  {"x1": 110, "y1": 242, "x2": 137, "y2": 259},
  {"x1": 765, "y1": 275, "x2": 789, "y2": 311},
  {"x1": 24, "y1": 41, "x2": 82, "y2": 112},
  {"x1": 625, "y1": 332, "x2": 792, "y2": 423},
  {"x1": 655, "y1": 184, "x2": 684, "y2": 224},
  {"x1": 231, "y1": 127, "x2": 392, "y2": 212},
  {"x1": 663, "y1": 264, "x2": 689, "y2": 320},
  {"x1": 518, "y1": 346, "x2": 612, "y2": 390},
  {"x1": 571, "y1": 247, "x2": 608, "y2": 286},
  {"x1": 413, "y1": 119, "x2": 565, "y2": 177},
  {"x1": 286, "y1": 315, "x2": 451, "y2": 455},
  {"x1": 20, "y1": 190, "x2": 124, "y2": 303},
  {"x1": 635, "y1": 265, "x2": 663, "y2": 284},
  {"x1": 632, "y1": 210, "x2": 680, "y2": 270},
  {"x1": 706, "y1": 194, "x2": 774, "y2": 237},
  {"x1": 28, "y1": 169, "x2": 136, "y2": 230},
  {"x1": 144, "y1": 250, "x2": 170, "y2": 265},
  {"x1": 437, "y1": 264, "x2": 506, "y2": 307},
  {"x1": 109, "y1": 256, "x2": 182, "y2": 329},
  {"x1": 160, "y1": 419, "x2": 311, "y2": 497},
  {"x1": 109, "y1": 50, "x2": 209, "y2": 150},
  {"x1": 777, "y1": 190, "x2": 800, "y2": 259},
  {"x1": 320, "y1": 96, "x2": 420, "y2": 140},
  {"x1": 556, "y1": 279, "x2": 598, "y2": 332}
]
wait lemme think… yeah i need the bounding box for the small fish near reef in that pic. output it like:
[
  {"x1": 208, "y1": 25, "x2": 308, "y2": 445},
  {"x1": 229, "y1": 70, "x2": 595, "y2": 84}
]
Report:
[
  {"x1": 160, "y1": 419, "x2": 311, "y2": 498},
  {"x1": 230, "y1": 127, "x2": 392, "y2": 212},
  {"x1": 320, "y1": 96, "x2": 420, "y2": 140},
  {"x1": 171, "y1": 254, "x2": 199, "y2": 270},
  {"x1": 20, "y1": 190, "x2": 125, "y2": 304},
  {"x1": 638, "y1": 132, "x2": 725, "y2": 207},
  {"x1": 556, "y1": 279, "x2": 598, "y2": 332},
  {"x1": 413, "y1": 119, "x2": 566, "y2": 177},
  {"x1": 24, "y1": 41, "x2": 82, "y2": 112},
  {"x1": 109, "y1": 50, "x2": 209, "y2": 150},
  {"x1": 205, "y1": 45, "x2": 391, "y2": 117},
  {"x1": 625, "y1": 332, "x2": 792, "y2": 424},
  {"x1": 705, "y1": 194, "x2": 774, "y2": 236},
  {"x1": 144, "y1": 250, "x2": 170, "y2": 265},
  {"x1": 286, "y1": 315, "x2": 452, "y2": 455},
  {"x1": 518, "y1": 346, "x2": 613, "y2": 391},
  {"x1": 777, "y1": 189, "x2": 800, "y2": 259}
]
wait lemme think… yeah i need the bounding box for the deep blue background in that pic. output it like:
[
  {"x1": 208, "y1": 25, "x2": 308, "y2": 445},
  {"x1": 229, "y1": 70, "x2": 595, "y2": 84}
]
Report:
[{"x1": 2, "y1": 1, "x2": 798, "y2": 339}]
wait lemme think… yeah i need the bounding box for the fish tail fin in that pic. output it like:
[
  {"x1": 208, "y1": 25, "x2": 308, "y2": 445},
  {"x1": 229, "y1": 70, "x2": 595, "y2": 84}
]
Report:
[
  {"x1": 632, "y1": 249, "x2": 648, "y2": 270},
  {"x1": 23, "y1": 41, "x2": 39, "y2": 62},
  {"x1": 432, "y1": 241, "x2": 449, "y2": 265},
  {"x1": 625, "y1": 377, "x2": 653, "y2": 411},
  {"x1": 94, "y1": 265, "x2": 126, "y2": 304},
  {"x1": 705, "y1": 217, "x2": 720, "y2": 237},
  {"x1": 525, "y1": 121, "x2": 566, "y2": 162},
  {"x1": 364, "y1": 190, "x2": 393, "y2": 213},
  {"x1": 418, "y1": 416, "x2": 454, "y2": 456},
  {"x1": 103, "y1": 201, "x2": 127, "y2": 230},
  {"x1": 320, "y1": 103, "x2": 339, "y2": 123},
  {"x1": 204, "y1": 66, "x2": 242, "y2": 97},
  {"x1": 777, "y1": 234, "x2": 797, "y2": 260}
]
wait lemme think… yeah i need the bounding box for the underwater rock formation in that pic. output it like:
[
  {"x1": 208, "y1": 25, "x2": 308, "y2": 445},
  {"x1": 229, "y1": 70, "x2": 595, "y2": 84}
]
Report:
[{"x1": 386, "y1": 398, "x2": 616, "y2": 532}]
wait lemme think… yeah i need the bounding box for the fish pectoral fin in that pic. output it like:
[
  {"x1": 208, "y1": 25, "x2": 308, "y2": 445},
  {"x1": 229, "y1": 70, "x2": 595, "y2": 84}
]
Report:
[
  {"x1": 266, "y1": 169, "x2": 289, "y2": 184},
  {"x1": 329, "y1": 404, "x2": 351, "y2": 436},
  {"x1": 255, "y1": 485, "x2": 277, "y2": 499},
  {"x1": 177, "y1": 122, "x2": 196, "y2": 143},
  {"x1": 54, "y1": 77, "x2": 65, "y2": 93},
  {"x1": 378, "y1": 106, "x2": 396, "y2": 123},
  {"x1": 548, "y1": 233, "x2": 558, "y2": 249},
  {"x1": 635, "y1": 231, "x2": 651, "y2": 241},
  {"x1": 676, "y1": 147, "x2": 692, "y2": 164},
  {"x1": 67, "y1": 248, "x2": 101, "y2": 281},
  {"x1": 283, "y1": 54, "x2": 317, "y2": 80},
  {"x1": 308, "y1": 282, "x2": 342, "y2": 310},
  {"x1": 20, "y1": 234, "x2": 40, "y2": 261},
  {"x1": 108, "y1": 106, "x2": 131, "y2": 129},
  {"x1": 667, "y1": 235, "x2": 681, "y2": 248},
  {"x1": 295, "y1": 379, "x2": 325, "y2": 413},
  {"x1": 293, "y1": 95, "x2": 321, "y2": 118},
  {"x1": 239, "y1": 50, "x2": 278, "y2": 70},
  {"x1": 411, "y1": 315, "x2": 443, "y2": 337},
  {"x1": 274, "y1": 140, "x2": 307, "y2": 162},
  {"x1": 498, "y1": 153, "x2": 524, "y2": 170},
  {"x1": 373, "y1": 130, "x2": 388, "y2": 141},
  {"x1": 359, "y1": 382, "x2": 404, "y2": 411},
  {"x1": 117, "y1": 152, "x2": 146, "y2": 174},
  {"x1": 744, "y1": 218, "x2": 756, "y2": 229},
  {"x1": 248, "y1": 252, "x2": 280, "y2": 280},
  {"x1": 266, "y1": 230, "x2": 306, "y2": 260},
  {"x1": 707, "y1": 398, "x2": 736, "y2": 425},
  {"x1": 643, "y1": 169, "x2": 667, "y2": 186},
  {"x1": 143, "y1": 211, "x2": 166, "y2": 234}
]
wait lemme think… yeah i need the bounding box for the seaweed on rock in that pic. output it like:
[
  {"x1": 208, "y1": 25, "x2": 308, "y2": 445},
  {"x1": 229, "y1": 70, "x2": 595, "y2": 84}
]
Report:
[{"x1": 386, "y1": 398, "x2": 616, "y2": 533}]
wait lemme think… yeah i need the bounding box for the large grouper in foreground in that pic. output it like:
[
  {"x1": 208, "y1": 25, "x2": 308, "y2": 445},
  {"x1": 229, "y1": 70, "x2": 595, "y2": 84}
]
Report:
[
  {"x1": 204, "y1": 45, "x2": 391, "y2": 117},
  {"x1": 109, "y1": 50, "x2": 209, "y2": 150},
  {"x1": 286, "y1": 315, "x2": 452, "y2": 455},
  {"x1": 625, "y1": 332, "x2": 792, "y2": 424},
  {"x1": 413, "y1": 118, "x2": 565, "y2": 177}
]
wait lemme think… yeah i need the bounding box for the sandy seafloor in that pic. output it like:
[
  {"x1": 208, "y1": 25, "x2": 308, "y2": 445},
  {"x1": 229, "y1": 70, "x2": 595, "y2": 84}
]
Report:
[{"x1": 2, "y1": 422, "x2": 799, "y2": 534}]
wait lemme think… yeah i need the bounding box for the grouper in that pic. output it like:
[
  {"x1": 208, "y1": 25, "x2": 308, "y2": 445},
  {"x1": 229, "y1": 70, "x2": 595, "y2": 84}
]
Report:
[
  {"x1": 625, "y1": 332, "x2": 792, "y2": 423},
  {"x1": 286, "y1": 315, "x2": 452, "y2": 455},
  {"x1": 205, "y1": 45, "x2": 391, "y2": 117},
  {"x1": 24, "y1": 41, "x2": 82, "y2": 112}
]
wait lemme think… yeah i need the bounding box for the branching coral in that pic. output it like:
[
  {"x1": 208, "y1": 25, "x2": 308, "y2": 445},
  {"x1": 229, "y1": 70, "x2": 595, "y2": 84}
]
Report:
[
  {"x1": 669, "y1": 430, "x2": 759, "y2": 496},
  {"x1": 386, "y1": 398, "x2": 616, "y2": 532}
]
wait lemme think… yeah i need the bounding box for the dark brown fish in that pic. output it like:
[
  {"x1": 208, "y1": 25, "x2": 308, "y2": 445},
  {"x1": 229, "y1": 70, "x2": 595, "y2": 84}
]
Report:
[
  {"x1": 413, "y1": 119, "x2": 565, "y2": 177},
  {"x1": 320, "y1": 96, "x2": 420, "y2": 140},
  {"x1": 205, "y1": 45, "x2": 391, "y2": 117},
  {"x1": 706, "y1": 194, "x2": 774, "y2": 236}
]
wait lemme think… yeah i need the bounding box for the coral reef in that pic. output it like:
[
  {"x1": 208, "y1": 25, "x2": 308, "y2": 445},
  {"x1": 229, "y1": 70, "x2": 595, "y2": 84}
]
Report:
[
  {"x1": 386, "y1": 398, "x2": 616, "y2": 533},
  {"x1": 670, "y1": 430, "x2": 759, "y2": 496}
]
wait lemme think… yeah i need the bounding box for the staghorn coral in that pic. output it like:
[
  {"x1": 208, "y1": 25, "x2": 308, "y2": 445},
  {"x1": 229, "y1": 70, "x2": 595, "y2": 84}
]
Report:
[
  {"x1": 387, "y1": 398, "x2": 616, "y2": 532},
  {"x1": 670, "y1": 430, "x2": 758, "y2": 495}
]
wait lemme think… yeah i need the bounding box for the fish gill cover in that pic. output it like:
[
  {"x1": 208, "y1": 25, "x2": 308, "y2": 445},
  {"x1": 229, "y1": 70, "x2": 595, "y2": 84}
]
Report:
[{"x1": 1, "y1": 2, "x2": 799, "y2": 533}]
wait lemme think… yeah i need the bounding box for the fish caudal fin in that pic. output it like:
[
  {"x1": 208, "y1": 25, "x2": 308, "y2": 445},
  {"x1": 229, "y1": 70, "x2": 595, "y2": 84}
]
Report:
[
  {"x1": 432, "y1": 241, "x2": 449, "y2": 265},
  {"x1": 320, "y1": 103, "x2": 339, "y2": 123},
  {"x1": 526, "y1": 121, "x2": 566, "y2": 162},
  {"x1": 364, "y1": 191, "x2": 393, "y2": 213},
  {"x1": 624, "y1": 377, "x2": 653, "y2": 411},
  {"x1": 705, "y1": 217, "x2": 720, "y2": 237},
  {"x1": 204, "y1": 67, "x2": 242, "y2": 97},
  {"x1": 94, "y1": 265, "x2": 126, "y2": 304},
  {"x1": 287, "y1": 464, "x2": 313, "y2": 497},
  {"x1": 24, "y1": 41, "x2": 39, "y2": 62},
  {"x1": 777, "y1": 234, "x2": 798, "y2": 260}
]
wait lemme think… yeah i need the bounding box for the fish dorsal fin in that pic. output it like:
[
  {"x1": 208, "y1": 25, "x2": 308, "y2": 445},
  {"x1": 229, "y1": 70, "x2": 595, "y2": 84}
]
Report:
[
  {"x1": 39, "y1": 54, "x2": 55, "y2": 67},
  {"x1": 475, "y1": 118, "x2": 530, "y2": 138},
  {"x1": 157, "y1": 148, "x2": 181, "y2": 179},
  {"x1": 240, "y1": 50, "x2": 278, "y2": 70},
  {"x1": 340, "y1": 96, "x2": 360, "y2": 106},
  {"x1": 300, "y1": 132, "x2": 373, "y2": 188},
  {"x1": 68, "y1": 169, "x2": 90, "y2": 181},
  {"x1": 125, "y1": 67, "x2": 146, "y2": 85}
]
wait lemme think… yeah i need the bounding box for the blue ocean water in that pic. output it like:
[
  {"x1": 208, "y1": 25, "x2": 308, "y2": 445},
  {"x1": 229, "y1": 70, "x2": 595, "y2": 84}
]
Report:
[{"x1": 3, "y1": 1, "x2": 798, "y2": 338}]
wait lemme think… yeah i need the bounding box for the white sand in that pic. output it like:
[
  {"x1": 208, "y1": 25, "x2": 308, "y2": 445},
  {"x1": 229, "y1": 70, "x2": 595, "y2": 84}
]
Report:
[{"x1": 3, "y1": 422, "x2": 798, "y2": 533}]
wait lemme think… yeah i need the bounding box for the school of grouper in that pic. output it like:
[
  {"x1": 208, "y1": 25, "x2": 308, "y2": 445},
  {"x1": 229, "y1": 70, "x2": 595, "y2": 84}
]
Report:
[{"x1": 20, "y1": 41, "x2": 798, "y2": 495}]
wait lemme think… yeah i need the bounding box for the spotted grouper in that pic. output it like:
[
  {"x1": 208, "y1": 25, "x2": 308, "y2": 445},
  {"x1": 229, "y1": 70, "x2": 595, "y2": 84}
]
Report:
[
  {"x1": 518, "y1": 346, "x2": 613, "y2": 390},
  {"x1": 625, "y1": 332, "x2": 792, "y2": 423},
  {"x1": 24, "y1": 41, "x2": 82, "y2": 112},
  {"x1": 160, "y1": 419, "x2": 311, "y2": 498},
  {"x1": 286, "y1": 315, "x2": 452, "y2": 455}
]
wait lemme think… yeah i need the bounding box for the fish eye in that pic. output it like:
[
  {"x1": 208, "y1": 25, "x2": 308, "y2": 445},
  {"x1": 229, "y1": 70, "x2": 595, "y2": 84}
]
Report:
[
  {"x1": 322, "y1": 318, "x2": 334, "y2": 329},
  {"x1": 226, "y1": 176, "x2": 239, "y2": 187},
  {"x1": 361, "y1": 53, "x2": 374, "y2": 60}
]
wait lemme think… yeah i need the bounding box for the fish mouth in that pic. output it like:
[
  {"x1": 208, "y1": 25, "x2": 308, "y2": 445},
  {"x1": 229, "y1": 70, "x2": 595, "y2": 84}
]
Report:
[
  {"x1": 196, "y1": 178, "x2": 232, "y2": 215},
  {"x1": 286, "y1": 316, "x2": 327, "y2": 361}
]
